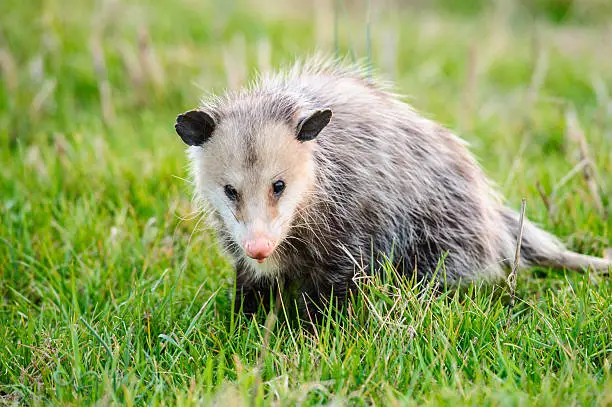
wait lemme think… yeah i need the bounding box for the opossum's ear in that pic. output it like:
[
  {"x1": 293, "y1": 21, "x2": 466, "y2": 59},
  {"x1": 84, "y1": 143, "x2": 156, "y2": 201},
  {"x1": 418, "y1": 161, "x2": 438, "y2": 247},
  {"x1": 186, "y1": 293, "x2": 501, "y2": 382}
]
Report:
[
  {"x1": 175, "y1": 110, "x2": 215, "y2": 146},
  {"x1": 296, "y1": 109, "x2": 332, "y2": 142}
]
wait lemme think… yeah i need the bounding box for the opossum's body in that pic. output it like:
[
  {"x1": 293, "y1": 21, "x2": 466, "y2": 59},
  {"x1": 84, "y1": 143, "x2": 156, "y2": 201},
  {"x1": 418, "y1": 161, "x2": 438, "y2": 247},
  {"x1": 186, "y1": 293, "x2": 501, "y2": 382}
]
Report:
[{"x1": 175, "y1": 57, "x2": 610, "y2": 316}]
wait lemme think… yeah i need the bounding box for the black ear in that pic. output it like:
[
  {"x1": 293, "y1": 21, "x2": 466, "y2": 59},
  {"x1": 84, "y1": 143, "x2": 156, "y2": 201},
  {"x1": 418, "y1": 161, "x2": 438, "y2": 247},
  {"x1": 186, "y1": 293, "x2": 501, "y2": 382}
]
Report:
[
  {"x1": 296, "y1": 109, "x2": 332, "y2": 142},
  {"x1": 175, "y1": 110, "x2": 216, "y2": 146}
]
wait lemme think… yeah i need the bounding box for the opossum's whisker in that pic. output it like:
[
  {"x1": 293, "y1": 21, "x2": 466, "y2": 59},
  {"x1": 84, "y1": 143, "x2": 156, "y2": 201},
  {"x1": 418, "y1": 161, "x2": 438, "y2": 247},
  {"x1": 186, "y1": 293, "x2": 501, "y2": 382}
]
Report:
[
  {"x1": 276, "y1": 242, "x2": 294, "y2": 257},
  {"x1": 288, "y1": 221, "x2": 330, "y2": 256},
  {"x1": 284, "y1": 235, "x2": 309, "y2": 249},
  {"x1": 188, "y1": 211, "x2": 208, "y2": 245},
  {"x1": 175, "y1": 207, "x2": 208, "y2": 222},
  {"x1": 171, "y1": 174, "x2": 194, "y2": 185},
  {"x1": 222, "y1": 202, "x2": 240, "y2": 223},
  {"x1": 174, "y1": 209, "x2": 209, "y2": 242}
]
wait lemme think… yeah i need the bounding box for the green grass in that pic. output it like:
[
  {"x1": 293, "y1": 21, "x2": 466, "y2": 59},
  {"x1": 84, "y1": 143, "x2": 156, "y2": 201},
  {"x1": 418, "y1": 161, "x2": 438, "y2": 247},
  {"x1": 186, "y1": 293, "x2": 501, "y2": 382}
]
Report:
[{"x1": 1, "y1": 0, "x2": 612, "y2": 405}]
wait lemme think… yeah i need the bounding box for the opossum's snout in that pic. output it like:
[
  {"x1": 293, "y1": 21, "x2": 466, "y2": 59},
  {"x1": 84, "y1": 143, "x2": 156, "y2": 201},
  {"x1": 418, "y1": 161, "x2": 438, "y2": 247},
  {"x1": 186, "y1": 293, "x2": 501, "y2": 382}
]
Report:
[
  {"x1": 242, "y1": 235, "x2": 276, "y2": 263},
  {"x1": 240, "y1": 218, "x2": 281, "y2": 263}
]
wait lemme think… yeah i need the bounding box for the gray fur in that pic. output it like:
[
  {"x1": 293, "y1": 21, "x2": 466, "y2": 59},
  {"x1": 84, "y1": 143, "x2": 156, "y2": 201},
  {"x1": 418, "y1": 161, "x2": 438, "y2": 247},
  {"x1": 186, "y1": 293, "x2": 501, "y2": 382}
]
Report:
[{"x1": 176, "y1": 56, "x2": 611, "y2": 316}]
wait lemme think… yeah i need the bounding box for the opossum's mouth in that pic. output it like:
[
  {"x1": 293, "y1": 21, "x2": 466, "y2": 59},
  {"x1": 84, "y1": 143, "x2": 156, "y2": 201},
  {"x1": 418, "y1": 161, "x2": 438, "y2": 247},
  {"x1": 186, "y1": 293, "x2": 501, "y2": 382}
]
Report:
[
  {"x1": 246, "y1": 249, "x2": 275, "y2": 263},
  {"x1": 243, "y1": 250, "x2": 281, "y2": 279}
]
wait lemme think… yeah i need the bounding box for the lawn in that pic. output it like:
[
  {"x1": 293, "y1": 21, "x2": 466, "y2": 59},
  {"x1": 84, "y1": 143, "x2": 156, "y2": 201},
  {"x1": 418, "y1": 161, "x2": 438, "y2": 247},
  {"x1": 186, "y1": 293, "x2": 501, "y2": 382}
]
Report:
[{"x1": 1, "y1": 0, "x2": 611, "y2": 405}]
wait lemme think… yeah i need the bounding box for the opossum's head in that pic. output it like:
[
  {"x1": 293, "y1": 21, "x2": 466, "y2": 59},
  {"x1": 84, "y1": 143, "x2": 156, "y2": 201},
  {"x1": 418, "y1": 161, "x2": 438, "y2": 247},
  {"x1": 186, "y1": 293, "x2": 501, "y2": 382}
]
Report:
[{"x1": 174, "y1": 104, "x2": 332, "y2": 270}]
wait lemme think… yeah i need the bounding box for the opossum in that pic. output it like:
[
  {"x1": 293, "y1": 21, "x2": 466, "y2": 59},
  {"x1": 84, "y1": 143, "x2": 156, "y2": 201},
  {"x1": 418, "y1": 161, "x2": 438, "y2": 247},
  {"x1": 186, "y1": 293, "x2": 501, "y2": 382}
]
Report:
[{"x1": 174, "y1": 56, "x2": 611, "y2": 317}]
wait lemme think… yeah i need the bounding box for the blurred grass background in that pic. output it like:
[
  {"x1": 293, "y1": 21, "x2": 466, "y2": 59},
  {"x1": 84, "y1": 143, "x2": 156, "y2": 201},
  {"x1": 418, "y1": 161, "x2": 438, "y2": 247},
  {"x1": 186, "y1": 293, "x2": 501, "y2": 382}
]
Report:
[{"x1": 1, "y1": 0, "x2": 611, "y2": 405}]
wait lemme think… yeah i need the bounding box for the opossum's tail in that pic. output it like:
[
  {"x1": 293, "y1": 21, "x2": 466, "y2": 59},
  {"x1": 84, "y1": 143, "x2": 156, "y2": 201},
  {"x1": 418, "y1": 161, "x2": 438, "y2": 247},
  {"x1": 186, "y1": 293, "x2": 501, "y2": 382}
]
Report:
[{"x1": 501, "y1": 208, "x2": 611, "y2": 273}]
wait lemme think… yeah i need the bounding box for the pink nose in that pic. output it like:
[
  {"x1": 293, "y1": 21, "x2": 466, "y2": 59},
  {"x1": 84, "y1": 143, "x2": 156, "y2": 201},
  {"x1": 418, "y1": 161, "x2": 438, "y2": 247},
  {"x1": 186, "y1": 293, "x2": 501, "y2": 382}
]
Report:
[{"x1": 243, "y1": 238, "x2": 276, "y2": 263}]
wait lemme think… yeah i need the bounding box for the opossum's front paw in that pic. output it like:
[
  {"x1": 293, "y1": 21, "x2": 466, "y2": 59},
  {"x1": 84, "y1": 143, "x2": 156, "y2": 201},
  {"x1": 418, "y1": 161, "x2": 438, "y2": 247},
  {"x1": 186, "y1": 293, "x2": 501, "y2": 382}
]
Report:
[
  {"x1": 233, "y1": 295, "x2": 257, "y2": 316},
  {"x1": 233, "y1": 289, "x2": 272, "y2": 317}
]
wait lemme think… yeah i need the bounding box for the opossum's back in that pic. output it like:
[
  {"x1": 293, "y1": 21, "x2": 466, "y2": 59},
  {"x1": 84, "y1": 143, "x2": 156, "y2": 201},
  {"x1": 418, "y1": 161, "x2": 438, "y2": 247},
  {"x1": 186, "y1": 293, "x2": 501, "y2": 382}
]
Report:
[{"x1": 279, "y1": 69, "x2": 509, "y2": 280}]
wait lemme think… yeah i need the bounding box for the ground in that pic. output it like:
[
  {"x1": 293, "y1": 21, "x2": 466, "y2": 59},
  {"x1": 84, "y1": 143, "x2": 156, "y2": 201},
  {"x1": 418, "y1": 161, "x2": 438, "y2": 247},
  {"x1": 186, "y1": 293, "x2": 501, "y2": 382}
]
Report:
[{"x1": 1, "y1": 0, "x2": 611, "y2": 405}]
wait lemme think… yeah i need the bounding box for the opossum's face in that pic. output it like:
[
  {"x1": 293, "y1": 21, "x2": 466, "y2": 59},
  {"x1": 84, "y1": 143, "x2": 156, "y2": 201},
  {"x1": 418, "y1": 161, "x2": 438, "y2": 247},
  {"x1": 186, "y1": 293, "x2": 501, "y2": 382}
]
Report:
[{"x1": 175, "y1": 108, "x2": 332, "y2": 271}]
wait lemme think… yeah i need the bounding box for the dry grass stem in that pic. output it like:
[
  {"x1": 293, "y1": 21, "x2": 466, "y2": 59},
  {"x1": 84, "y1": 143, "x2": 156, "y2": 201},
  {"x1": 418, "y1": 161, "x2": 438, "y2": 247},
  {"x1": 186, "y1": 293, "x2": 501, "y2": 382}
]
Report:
[
  {"x1": 460, "y1": 43, "x2": 478, "y2": 132},
  {"x1": 222, "y1": 34, "x2": 247, "y2": 90},
  {"x1": 507, "y1": 198, "x2": 527, "y2": 312},
  {"x1": 0, "y1": 47, "x2": 18, "y2": 92},
  {"x1": 138, "y1": 25, "x2": 165, "y2": 90},
  {"x1": 535, "y1": 181, "x2": 555, "y2": 222},
  {"x1": 89, "y1": 34, "x2": 115, "y2": 124},
  {"x1": 565, "y1": 108, "x2": 606, "y2": 219}
]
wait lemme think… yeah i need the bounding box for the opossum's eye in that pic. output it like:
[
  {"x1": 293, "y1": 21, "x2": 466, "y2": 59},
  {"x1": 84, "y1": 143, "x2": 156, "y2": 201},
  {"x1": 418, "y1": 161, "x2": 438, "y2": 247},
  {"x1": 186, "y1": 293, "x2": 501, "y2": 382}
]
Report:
[
  {"x1": 224, "y1": 185, "x2": 239, "y2": 201},
  {"x1": 272, "y1": 180, "x2": 285, "y2": 197}
]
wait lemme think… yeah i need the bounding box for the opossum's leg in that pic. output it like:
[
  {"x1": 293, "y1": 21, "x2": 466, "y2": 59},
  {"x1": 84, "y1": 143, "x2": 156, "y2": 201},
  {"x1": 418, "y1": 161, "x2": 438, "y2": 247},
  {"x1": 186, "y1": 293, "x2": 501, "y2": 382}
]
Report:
[
  {"x1": 233, "y1": 265, "x2": 275, "y2": 316},
  {"x1": 299, "y1": 275, "x2": 356, "y2": 326},
  {"x1": 234, "y1": 284, "x2": 274, "y2": 316}
]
